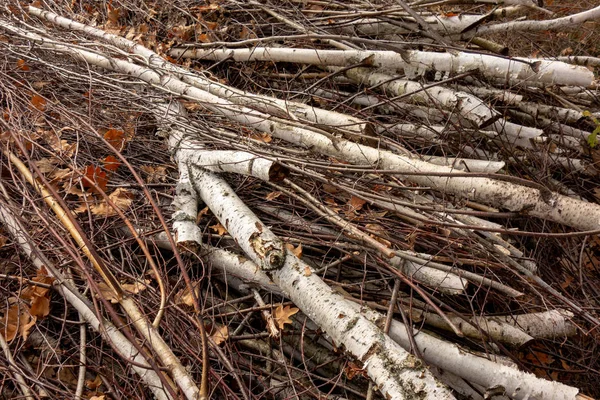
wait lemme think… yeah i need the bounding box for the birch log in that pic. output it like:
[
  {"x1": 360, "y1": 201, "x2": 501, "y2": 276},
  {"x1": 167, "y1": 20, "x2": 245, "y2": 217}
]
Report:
[
  {"x1": 168, "y1": 47, "x2": 595, "y2": 87},
  {"x1": 8, "y1": 23, "x2": 600, "y2": 232},
  {"x1": 344, "y1": 67, "x2": 542, "y2": 142},
  {"x1": 148, "y1": 230, "x2": 578, "y2": 400},
  {"x1": 158, "y1": 108, "x2": 454, "y2": 399},
  {"x1": 464, "y1": 5, "x2": 600, "y2": 37},
  {"x1": 28, "y1": 6, "x2": 376, "y2": 141}
]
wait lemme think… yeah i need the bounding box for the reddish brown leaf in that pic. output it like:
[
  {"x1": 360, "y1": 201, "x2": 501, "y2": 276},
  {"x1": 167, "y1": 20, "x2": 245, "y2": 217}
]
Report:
[
  {"x1": 107, "y1": 4, "x2": 121, "y2": 25},
  {"x1": 30, "y1": 296, "x2": 50, "y2": 318},
  {"x1": 347, "y1": 196, "x2": 367, "y2": 213},
  {"x1": 82, "y1": 165, "x2": 108, "y2": 192},
  {"x1": 103, "y1": 155, "x2": 120, "y2": 172},
  {"x1": 16, "y1": 59, "x2": 30, "y2": 71},
  {"x1": 103, "y1": 128, "x2": 126, "y2": 150},
  {"x1": 30, "y1": 94, "x2": 47, "y2": 112}
]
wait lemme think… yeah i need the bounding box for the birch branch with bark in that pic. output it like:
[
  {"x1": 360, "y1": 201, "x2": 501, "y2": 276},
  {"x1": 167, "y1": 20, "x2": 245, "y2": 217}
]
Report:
[
  {"x1": 8, "y1": 22, "x2": 598, "y2": 232},
  {"x1": 159, "y1": 104, "x2": 455, "y2": 399},
  {"x1": 168, "y1": 47, "x2": 595, "y2": 87}
]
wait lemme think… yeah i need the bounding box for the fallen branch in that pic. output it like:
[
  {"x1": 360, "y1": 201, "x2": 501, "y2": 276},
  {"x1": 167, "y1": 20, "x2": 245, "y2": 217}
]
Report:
[
  {"x1": 168, "y1": 47, "x2": 595, "y2": 87},
  {"x1": 0, "y1": 199, "x2": 173, "y2": 400},
  {"x1": 160, "y1": 101, "x2": 455, "y2": 399}
]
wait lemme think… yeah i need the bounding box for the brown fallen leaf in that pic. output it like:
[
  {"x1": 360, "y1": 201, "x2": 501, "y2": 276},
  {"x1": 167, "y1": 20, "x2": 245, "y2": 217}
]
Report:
[
  {"x1": 77, "y1": 188, "x2": 134, "y2": 217},
  {"x1": 175, "y1": 281, "x2": 201, "y2": 307},
  {"x1": 86, "y1": 375, "x2": 103, "y2": 390},
  {"x1": 97, "y1": 282, "x2": 120, "y2": 303},
  {"x1": 30, "y1": 296, "x2": 50, "y2": 318},
  {"x1": 265, "y1": 191, "x2": 282, "y2": 201},
  {"x1": 140, "y1": 165, "x2": 168, "y2": 183},
  {"x1": 285, "y1": 243, "x2": 303, "y2": 258},
  {"x1": 249, "y1": 132, "x2": 272, "y2": 143},
  {"x1": 273, "y1": 304, "x2": 299, "y2": 329},
  {"x1": 347, "y1": 196, "x2": 367, "y2": 213},
  {"x1": 211, "y1": 324, "x2": 229, "y2": 346},
  {"x1": 0, "y1": 302, "x2": 36, "y2": 342},
  {"x1": 210, "y1": 223, "x2": 228, "y2": 236}
]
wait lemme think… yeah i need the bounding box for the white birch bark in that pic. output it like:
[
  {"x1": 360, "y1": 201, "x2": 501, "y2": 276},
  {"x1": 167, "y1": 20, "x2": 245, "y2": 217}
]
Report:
[
  {"x1": 553, "y1": 56, "x2": 600, "y2": 68},
  {"x1": 380, "y1": 316, "x2": 579, "y2": 400},
  {"x1": 157, "y1": 102, "x2": 287, "y2": 270},
  {"x1": 389, "y1": 257, "x2": 467, "y2": 295},
  {"x1": 192, "y1": 167, "x2": 287, "y2": 270},
  {"x1": 150, "y1": 231, "x2": 576, "y2": 400},
  {"x1": 172, "y1": 164, "x2": 202, "y2": 246},
  {"x1": 153, "y1": 107, "x2": 456, "y2": 398},
  {"x1": 330, "y1": 14, "x2": 487, "y2": 36},
  {"x1": 28, "y1": 6, "x2": 375, "y2": 142},
  {"x1": 454, "y1": 84, "x2": 524, "y2": 105},
  {"x1": 421, "y1": 156, "x2": 505, "y2": 173},
  {"x1": 414, "y1": 311, "x2": 535, "y2": 346},
  {"x1": 344, "y1": 67, "x2": 542, "y2": 141},
  {"x1": 272, "y1": 251, "x2": 455, "y2": 399},
  {"x1": 0, "y1": 203, "x2": 173, "y2": 400},
  {"x1": 9, "y1": 19, "x2": 600, "y2": 230},
  {"x1": 499, "y1": 309, "x2": 577, "y2": 339},
  {"x1": 168, "y1": 47, "x2": 595, "y2": 87},
  {"x1": 518, "y1": 102, "x2": 597, "y2": 124},
  {"x1": 465, "y1": 5, "x2": 600, "y2": 37}
]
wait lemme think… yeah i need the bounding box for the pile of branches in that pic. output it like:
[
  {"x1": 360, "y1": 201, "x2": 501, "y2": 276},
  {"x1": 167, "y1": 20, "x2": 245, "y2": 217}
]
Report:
[{"x1": 1, "y1": 0, "x2": 599, "y2": 399}]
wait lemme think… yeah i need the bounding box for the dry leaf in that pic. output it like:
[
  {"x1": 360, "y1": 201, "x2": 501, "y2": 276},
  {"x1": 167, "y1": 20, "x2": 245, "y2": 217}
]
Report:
[
  {"x1": 365, "y1": 223, "x2": 392, "y2": 247},
  {"x1": 103, "y1": 155, "x2": 120, "y2": 173},
  {"x1": 97, "y1": 282, "x2": 120, "y2": 303},
  {"x1": 265, "y1": 191, "x2": 282, "y2": 201},
  {"x1": 0, "y1": 302, "x2": 37, "y2": 342},
  {"x1": 86, "y1": 374, "x2": 103, "y2": 390},
  {"x1": 49, "y1": 168, "x2": 74, "y2": 183},
  {"x1": 0, "y1": 235, "x2": 6, "y2": 247},
  {"x1": 249, "y1": 132, "x2": 272, "y2": 143},
  {"x1": 89, "y1": 395, "x2": 106, "y2": 400},
  {"x1": 322, "y1": 184, "x2": 341, "y2": 194},
  {"x1": 103, "y1": 128, "x2": 126, "y2": 150},
  {"x1": 175, "y1": 281, "x2": 201, "y2": 307},
  {"x1": 121, "y1": 280, "x2": 149, "y2": 296},
  {"x1": 210, "y1": 223, "x2": 227, "y2": 236},
  {"x1": 196, "y1": 206, "x2": 209, "y2": 224},
  {"x1": 344, "y1": 361, "x2": 368, "y2": 380},
  {"x1": 285, "y1": 243, "x2": 302, "y2": 258},
  {"x1": 211, "y1": 325, "x2": 229, "y2": 345},
  {"x1": 182, "y1": 101, "x2": 203, "y2": 112},
  {"x1": 30, "y1": 94, "x2": 46, "y2": 111},
  {"x1": 273, "y1": 304, "x2": 299, "y2": 329},
  {"x1": 87, "y1": 188, "x2": 134, "y2": 217},
  {"x1": 82, "y1": 165, "x2": 108, "y2": 192},
  {"x1": 140, "y1": 165, "x2": 167, "y2": 183},
  {"x1": 107, "y1": 4, "x2": 121, "y2": 25},
  {"x1": 29, "y1": 296, "x2": 50, "y2": 318},
  {"x1": 347, "y1": 196, "x2": 367, "y2": 213},
  {"x1": 16, "y1": 59, "x2": 30, "y2": 71},
  {"x1": 65, "y1": 185, "x2": 87, "y2": 197},
  {"x1": 35, "y1": 158, "x2": 61, "y2": 174},
  {"x1": 303, "y1": 266, "x2": 312, "y2": 276}
]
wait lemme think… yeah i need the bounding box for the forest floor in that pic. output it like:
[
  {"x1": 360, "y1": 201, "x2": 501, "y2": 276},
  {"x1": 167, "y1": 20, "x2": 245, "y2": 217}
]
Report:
[{"x1": 1, "y1": 1, "x2": 600, "y2": 399}]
